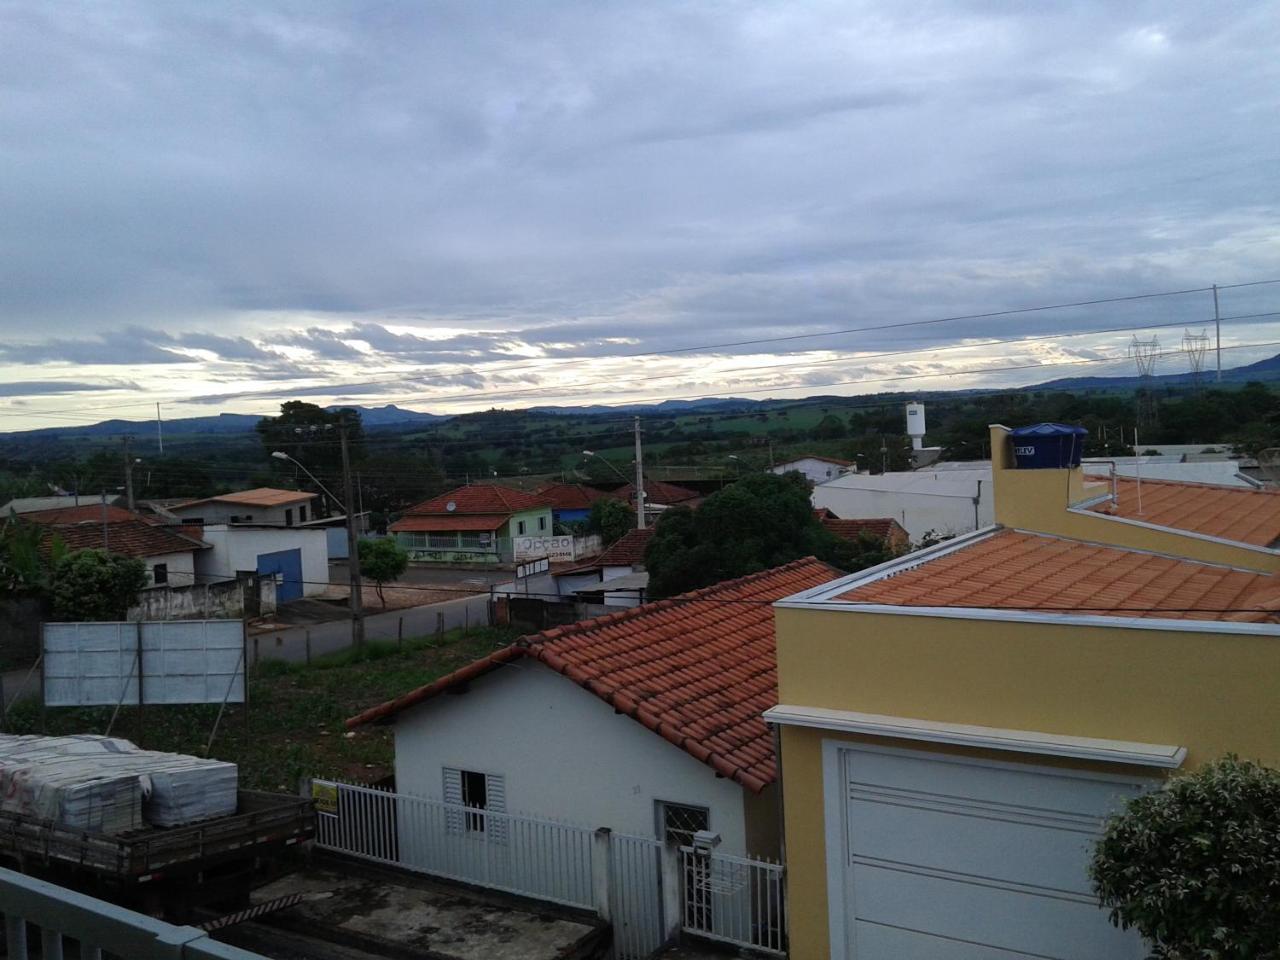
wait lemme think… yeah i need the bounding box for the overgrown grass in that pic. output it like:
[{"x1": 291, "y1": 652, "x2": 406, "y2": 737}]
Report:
[{"x1": 2, "y1": 625, "x2": 520, "y2": 792}]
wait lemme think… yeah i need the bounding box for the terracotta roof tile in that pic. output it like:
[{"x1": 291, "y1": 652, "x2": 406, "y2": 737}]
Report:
[
  {"x1": 388, "y1": 514, "x2": 507, "y2": 533},
  {"x1": 179, "y1": 487, "x2": 317, "y2": 509},
  {"x1": 1084, "y1": 477, "x2": 1280, "y2": 547},
  {"x1": 821, "y1": 517, "x2": 909, "y2": 547},
  {"x1": 44, "y1": 521, "x2": 208, "y2": 559},
  {"x1": 838, "y1": 528, "x2": 1280, "y2": 622},
  {"x1": 561, "y1": 527, "x2": 655, "y2": 573},
  {"x1": 402, "y1": 484, "x2": 547, "y2": 516},
  {"x1": 534, "y1": 483, "x2": 611, "y2": 510},
  {"x1": 22, "y1": 504, "x2": 141, "y2": 525},
  {"x1": 347, "y1": 557, "x2": 844, "y2": 791},
  {"x1": 611, "y1": 480, "x2": 700, "y2": 506}
]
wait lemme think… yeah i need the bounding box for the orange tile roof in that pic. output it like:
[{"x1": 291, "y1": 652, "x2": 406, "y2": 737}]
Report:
[
  {"x1": 402, "y1": 484, "x2": 548, "y2": 516},
  {"x1": 22, "y1": 504, "x2": 141, "y2": 525},
  {"x1": 388, "y1": 514, "x2": 507, "y2": 533},
  {"x1": 180, "y1": 487, "x2": 317, "y2": 509},
  {"x1": 1084, "y1": 477, "x2": 1280, "y2": 547},
  {"x1": 784, "y1": 454, "x2": 854, "y2": 467},
  {"x1": 45, "y1": 521, "x2": 208, "y2": 559},
  {"x1": 560, "y1": 527, "x2": 655, "y2": 573},
  {"x1": 821, "y1": 517, "x2": 909, "y2": 547},
  {"x1": 347, "y1": 557, "x2": 844, "y2": 791},
  {"x1": 535, "y1": 482, "x2": 611, "y2": 510},
  {"x1": 612, "y1": 479, "x2": 700, "y2": 505},
  {"x1": 837, "y1": 529, "x2": 1280, "y2": 623}
]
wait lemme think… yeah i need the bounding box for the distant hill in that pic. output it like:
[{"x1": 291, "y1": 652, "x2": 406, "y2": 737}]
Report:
[
  {"x1": 1035, "y1": 352, "x2": 1280, "y2": 391},
  {"x1": 4, "y1": 355, "x2": 1279, "y2": 441}
]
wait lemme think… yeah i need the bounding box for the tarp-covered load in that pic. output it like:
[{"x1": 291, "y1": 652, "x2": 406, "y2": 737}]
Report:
[{"x1": 0, "y1": 734, "x2": 238, "y2": 832}]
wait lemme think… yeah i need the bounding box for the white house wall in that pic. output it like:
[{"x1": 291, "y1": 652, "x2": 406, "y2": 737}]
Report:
[
  {"x1": 195, "y1": 526, "x2": 329, "y2": 596},
  {"x1": 393, "y1": 661, "x2": 751, "y2": 854},
  {"x1": 812, "y1": 476, "x2": 993, "y2": 542},
  {"x1": 172, "y1": 499, "x2": 316, "y2": 526},
  {"x1": 772, "y1": 458, "x2": 848, "y2": 485},
  {"x1": 142, "y1": 550, "x2": 197, "y2": 590}
]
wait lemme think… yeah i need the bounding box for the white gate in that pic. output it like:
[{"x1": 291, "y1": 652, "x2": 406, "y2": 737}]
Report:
[
  {"x1": 680, "y1": 847, "x2": 786, "y2": 955},
  {"x1": 608, "y1": 833, "x2": 665, "y2": 960},
  {"x1": 312, "y1": 779, "x2": 597, "y2": 911}
]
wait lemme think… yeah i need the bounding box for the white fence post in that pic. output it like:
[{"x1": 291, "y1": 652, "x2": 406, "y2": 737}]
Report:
[
  {"x1": 591, "y1": 828, "x2": 612, "y2": 922},
  {"x1": 659, "y1": 839, "x2": 683, "y2": 944}
]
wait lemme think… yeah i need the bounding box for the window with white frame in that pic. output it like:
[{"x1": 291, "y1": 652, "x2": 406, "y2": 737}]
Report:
[
  {"x1": 538, "y1": 515, "x2": 547, "y2": 531},
  {"x1": 443, "y1": 767, "x2": 506, "y2": 841},
  {"x1": 517, "y1": 519, "x2": 526, "y2": 535}
]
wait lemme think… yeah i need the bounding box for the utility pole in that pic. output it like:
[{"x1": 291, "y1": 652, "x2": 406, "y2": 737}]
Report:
[
  {"x1": 633, "y1": 416, "x2": 646, "y2": 530},
  {"x1": 156, "y1": 403, "x2": 164, "y2": 455},
  {"x1": 101, "y1": 490, "x2": 110, "y2": 550},
  {"x1": 122, "y1": 436, "x2": 136, "y2": 511},
  {"x1": 339, "y1": 423, "x2": 365, "y2": 647},
  {"x1": 1213, "y1": 284, "x2": 1222, "y2": 383}
]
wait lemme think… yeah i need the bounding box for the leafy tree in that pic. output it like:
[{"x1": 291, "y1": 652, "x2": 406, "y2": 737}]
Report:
[
  {"x1": 256, "y1": 402, "x2": 365, "y2": 505},
  {"x1": 812, "y1": 414, "x2": 848, "y2": 440},
  {"x1": 1090, "y1": 755, "x2": 1280, "y2": 959},
  {"x1": 358, "y1": 537, "x2": 409, "y2": 608},
  {"x1": 588, "y1": 498, "x2": 635, "y2": 545},
  {"x1": 0, "y1": 514, "x2": 64, "y2": 594},
  {"x1": 645, "y1": 472, "x2": 870, "y2": 597},
  {"x1": 49, "y1": 549, "x2": 148, "y2": 621}
]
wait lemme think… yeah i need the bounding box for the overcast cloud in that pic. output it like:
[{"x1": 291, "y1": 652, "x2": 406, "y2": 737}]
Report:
[{"x1": 0, "y1": 1, "x2": 1277, "y2": 428}]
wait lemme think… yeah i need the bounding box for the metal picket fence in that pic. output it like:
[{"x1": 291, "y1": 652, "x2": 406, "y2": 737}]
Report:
[
  {"x1": 312, "y1": 779, "x2": 597, "y2": 910},
  {"x1": 680, "y1": 846, "x2": 786, "y2": 955},
  {"x1": 312, "y1": 779, "x2": 787, "y2": 959}
]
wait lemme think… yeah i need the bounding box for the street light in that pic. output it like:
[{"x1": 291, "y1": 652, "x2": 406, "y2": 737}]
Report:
[{"x1": 270, "y1": 451, "x2": 343, "y2": 512}]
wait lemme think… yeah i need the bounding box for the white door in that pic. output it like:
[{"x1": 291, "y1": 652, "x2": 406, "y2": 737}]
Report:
[{"x1": 839, "y1": 746, "x2": 1149, "y2": 960}]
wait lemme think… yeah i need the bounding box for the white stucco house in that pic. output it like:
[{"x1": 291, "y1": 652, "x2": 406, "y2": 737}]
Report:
[
  {"x1": 811, "y1": 469, "x2": 994, "y2": 543},
  {"x1": 771, "y1": 455, "x2": 853, "y2": 485},
  {"x1": 347, "y1": 558, "x2": 842, "y2": 858},
  {"x1": 169, "y1": 487, "x2": 321, "y2": 527}
]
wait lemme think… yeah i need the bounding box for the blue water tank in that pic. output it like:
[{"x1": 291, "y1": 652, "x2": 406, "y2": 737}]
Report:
[{"x1": 1009, "y1": 423, "x2": 1089, "y2": 469}]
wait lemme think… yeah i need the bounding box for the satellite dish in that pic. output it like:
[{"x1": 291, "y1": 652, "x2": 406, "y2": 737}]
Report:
[{"x1": 446, "y1": 500, "x2": 457, "y2": 512}]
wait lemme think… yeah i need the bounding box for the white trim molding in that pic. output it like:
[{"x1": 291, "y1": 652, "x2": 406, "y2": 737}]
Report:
[
  {"x1": 1067, "y1": 505, "x2": 1279, "y2": 557},
  {"x1": 765, "y1": 705, "x2": 1187, "y2": 768}
]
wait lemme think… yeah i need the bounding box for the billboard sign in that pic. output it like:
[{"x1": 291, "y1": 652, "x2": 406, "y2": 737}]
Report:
[{"x1": 43, "y1": 620, "x2": 246, "y2": 707}]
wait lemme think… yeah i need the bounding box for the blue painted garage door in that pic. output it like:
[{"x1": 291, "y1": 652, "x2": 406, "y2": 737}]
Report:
[{"x1": 257, "y1": 548, "x2": 304, "y2": 602}]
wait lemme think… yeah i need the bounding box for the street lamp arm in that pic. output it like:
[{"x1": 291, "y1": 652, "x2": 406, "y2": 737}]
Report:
[
  {"x1": 270, "y1": 451, "x2": 344, "y2": 512},
  {"x1": 582, "y1": 450, "x2": 631, "y2": 484}
]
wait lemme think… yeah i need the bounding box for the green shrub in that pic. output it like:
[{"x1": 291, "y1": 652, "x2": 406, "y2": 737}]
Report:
[{"x1": 1090, "y1": 755, "x2": 1280, "y2": 959}]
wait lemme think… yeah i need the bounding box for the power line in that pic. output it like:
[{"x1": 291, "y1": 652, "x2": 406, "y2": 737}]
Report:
[{"x1": 4, "y1": 277, "x2": 1279, "y2": 423}]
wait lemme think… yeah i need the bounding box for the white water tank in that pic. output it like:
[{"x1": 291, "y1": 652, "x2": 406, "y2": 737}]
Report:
[{"x1": 905, "y1": 402, "x2": 926, "y2": 450}]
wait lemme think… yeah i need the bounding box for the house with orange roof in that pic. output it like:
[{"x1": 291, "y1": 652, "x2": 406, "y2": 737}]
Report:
[
  {"x1": 347, "y1": 558, "x2": 842, "y2": 862},
  {"x1": 533, "y1": 481, "x2": 611, "y2": 527},
  {"x1": 169, "y1": 487, "x2": 321, "y2": 527},
  {"x1": 390, "y1": 484, "x2": 554, "y2": 564},
  {"x1": 768, "y1": 423, "x2": 1280, "y2": 960}
]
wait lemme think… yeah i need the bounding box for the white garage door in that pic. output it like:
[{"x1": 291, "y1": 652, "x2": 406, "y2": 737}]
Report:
[{"x1": 840, "y1": 746, "x2": 1149, "y2": 960}]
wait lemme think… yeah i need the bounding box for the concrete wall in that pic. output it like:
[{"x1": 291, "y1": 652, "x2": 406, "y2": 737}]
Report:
[
  {"x1": 811, "y1": 475, "x2": 993, "y2": 542},
  {"x1": 127, "y1": 576, "x2": 277, "y2": 621},
  {"x1": 195, "y1": 526, "x2": 329, "y2": 597},
  {"x1": 393, "y1": 660, "x2": 765, "y2": 855}
]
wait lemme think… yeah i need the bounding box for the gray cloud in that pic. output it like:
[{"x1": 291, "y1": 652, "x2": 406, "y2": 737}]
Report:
[
  {"x1": 0, "y1": 379, "x2": 140, "y2": 398},
  {"x1": 0, "y1": 1, "x2": 1277, "y2": 422}
]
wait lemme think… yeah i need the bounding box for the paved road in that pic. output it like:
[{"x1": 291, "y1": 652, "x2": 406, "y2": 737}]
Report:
[{"x1": 248, "y1": 592, "x2": 493, "y2": 665}]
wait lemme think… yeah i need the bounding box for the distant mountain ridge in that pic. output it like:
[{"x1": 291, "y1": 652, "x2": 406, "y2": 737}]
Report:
[{"x1": 3, "y1": 355, "x2": 1279, "y2": 439}]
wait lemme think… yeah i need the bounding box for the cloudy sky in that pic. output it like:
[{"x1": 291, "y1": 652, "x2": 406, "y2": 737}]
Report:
[{"x1": 1, "y1": 1, "x2": 1278, "y2": 430}]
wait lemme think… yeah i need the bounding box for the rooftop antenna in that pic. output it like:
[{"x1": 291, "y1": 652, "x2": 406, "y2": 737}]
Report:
[
  {"x1": 1182, "y1": 329, "x2": 1210, "y2": 392},
  {"x1": 1129, "y1": 335, "x2": 1160, "y2": 429}
]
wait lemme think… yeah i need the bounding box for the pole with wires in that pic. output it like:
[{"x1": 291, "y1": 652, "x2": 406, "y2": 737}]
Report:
[
  {"x1": 340, "y1": 423, "x2": 366, "y2": 648},
  {"x1": 633, "y1": 416, "x2": 646, "y2": 530},
  {"x1": 1213, "y1": 284, "x2": 1222, "y2": 382}
]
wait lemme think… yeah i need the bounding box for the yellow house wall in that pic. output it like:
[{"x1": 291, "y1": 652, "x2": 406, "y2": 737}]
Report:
[
  {"x1": 775, "y1": 605, "x2": 1280, "y2": 960},
  {"x1": 989, "y1": 425, "x2": 1279, "y2": 573}
]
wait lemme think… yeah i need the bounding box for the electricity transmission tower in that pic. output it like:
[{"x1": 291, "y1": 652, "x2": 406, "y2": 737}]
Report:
[
  {"x1": 1130, "y1": 335, "x2": 1161, "y2": 430},
  {"x1": 1182, "y1": 329, "x2": 1210, "y2": 392}
]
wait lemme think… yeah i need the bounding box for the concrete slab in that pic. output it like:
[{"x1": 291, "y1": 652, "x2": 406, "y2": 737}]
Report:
[{"x1": 249, "y1": 863, "x2": 599, "y2": 960}]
